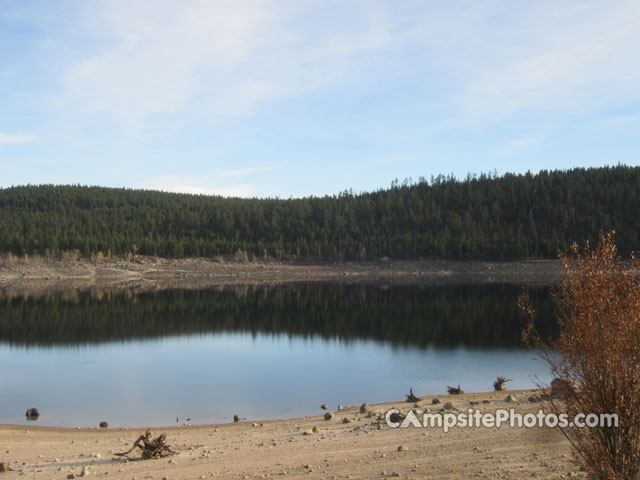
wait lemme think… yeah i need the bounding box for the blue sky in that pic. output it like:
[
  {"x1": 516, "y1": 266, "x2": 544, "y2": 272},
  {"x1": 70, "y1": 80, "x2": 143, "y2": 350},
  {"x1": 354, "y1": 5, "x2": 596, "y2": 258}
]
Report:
[{"x1": 0, "y1": 1, "x2": 638, "y2": 198}]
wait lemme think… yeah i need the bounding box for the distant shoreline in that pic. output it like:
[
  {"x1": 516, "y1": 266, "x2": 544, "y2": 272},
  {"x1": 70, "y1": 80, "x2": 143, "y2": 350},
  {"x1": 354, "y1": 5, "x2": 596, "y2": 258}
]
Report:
[{"x1": 0, "y1": 257, "x2": 563, "y2": 294}]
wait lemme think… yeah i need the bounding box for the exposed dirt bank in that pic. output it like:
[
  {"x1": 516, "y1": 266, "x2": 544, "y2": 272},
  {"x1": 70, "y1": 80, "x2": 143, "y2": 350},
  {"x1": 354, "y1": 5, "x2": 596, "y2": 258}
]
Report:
[{"x1": 0, "y1": 257, "x2": 562, "y2": 294}]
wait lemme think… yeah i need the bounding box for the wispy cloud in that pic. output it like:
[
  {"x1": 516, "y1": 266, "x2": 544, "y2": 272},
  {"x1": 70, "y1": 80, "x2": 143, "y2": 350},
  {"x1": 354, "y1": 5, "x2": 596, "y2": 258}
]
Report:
[
  {"x1": 0, "y1": 133, "x2": 37, "y2": 144},
  {"x1": 54, "y1": 1, "x2": 640, "y2": 133},
  {"x1": 454, "y1": 1, "x2": 640, "y2": 122},
  {"x1": 61, "y1": 0, "x2": 397, "y2": 127},
  {"x1": 142, "y1": 165, "x2": 281, "y2": 197}
]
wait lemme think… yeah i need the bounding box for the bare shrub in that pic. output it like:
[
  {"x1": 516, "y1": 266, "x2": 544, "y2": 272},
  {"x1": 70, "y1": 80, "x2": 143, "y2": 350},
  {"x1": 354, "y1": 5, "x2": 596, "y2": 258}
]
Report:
[{"x1": 521, "y1": 231, "x2": 640, "y2": 479}]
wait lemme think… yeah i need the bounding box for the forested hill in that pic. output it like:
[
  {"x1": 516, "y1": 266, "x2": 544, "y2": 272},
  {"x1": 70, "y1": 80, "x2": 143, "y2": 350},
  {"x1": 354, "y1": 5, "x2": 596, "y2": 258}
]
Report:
[{"x1": 0, "y1": 165, "x2": 638, "y2": 261}]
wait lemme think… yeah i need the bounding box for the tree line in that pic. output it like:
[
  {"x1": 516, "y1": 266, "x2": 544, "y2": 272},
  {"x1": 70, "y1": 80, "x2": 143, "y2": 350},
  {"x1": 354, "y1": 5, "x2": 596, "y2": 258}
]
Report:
[{"x1": 0, "y1": 165, "x2": 638, "y2": 260}]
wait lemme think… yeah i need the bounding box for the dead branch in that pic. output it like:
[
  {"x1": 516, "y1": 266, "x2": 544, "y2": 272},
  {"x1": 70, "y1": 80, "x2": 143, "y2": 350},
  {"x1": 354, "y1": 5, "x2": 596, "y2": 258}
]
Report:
[{"x1": 114, "y1": 430, "x2": 176, "y2": 460}]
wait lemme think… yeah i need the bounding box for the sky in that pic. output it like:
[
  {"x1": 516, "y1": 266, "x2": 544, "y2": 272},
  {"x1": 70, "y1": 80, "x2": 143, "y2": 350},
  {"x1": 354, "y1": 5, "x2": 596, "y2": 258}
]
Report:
[{"x1": 0, "y1": 0, "x2": 638, "y2": 198}]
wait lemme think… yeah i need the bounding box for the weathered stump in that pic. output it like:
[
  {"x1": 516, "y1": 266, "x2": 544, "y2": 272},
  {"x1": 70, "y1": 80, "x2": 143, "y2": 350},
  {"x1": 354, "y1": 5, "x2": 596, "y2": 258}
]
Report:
[{"x1": 405, "y1": 388, "x2": 420, "y2": 403}]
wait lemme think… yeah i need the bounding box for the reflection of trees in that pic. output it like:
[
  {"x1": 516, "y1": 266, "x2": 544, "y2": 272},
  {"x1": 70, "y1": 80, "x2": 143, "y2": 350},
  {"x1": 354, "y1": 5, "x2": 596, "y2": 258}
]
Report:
[{"x1": 0, "y1": 285, "x2": 555, "y2": 348}]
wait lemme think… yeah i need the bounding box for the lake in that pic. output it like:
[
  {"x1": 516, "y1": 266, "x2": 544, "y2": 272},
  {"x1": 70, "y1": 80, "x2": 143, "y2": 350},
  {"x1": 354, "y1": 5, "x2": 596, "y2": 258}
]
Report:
[{"x1": 0, "y1": 284, "x2": 556, "y2": 427}]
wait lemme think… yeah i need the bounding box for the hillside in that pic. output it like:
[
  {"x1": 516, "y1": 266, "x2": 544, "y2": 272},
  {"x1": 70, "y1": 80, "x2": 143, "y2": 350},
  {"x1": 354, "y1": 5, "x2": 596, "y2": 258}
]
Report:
[{"x1": 0, "y1": 165, "x2": 638, "y2": 260}]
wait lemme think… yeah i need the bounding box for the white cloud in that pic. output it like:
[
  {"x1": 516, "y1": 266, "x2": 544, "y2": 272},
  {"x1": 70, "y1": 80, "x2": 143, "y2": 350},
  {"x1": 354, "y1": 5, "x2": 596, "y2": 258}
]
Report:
[
  {"x1": 142, "y1": 165, "x2": 281, "y2": 197},
  {"x1": 0, "y1": 133, "x2": 37, "y2": 144}
]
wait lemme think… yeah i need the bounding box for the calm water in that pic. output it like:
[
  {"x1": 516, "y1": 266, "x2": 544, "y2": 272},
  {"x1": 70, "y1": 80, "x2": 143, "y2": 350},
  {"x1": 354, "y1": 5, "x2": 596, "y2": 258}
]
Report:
[{"x1": 0, "y1": 284, "x2": 555, "y2": 427}]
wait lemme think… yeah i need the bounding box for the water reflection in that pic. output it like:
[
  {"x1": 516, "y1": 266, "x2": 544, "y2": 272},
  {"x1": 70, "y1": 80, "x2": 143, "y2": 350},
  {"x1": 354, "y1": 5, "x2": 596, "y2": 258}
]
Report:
[{"x1": 0, "y1": 284, "x2": 555, "y2": 348}]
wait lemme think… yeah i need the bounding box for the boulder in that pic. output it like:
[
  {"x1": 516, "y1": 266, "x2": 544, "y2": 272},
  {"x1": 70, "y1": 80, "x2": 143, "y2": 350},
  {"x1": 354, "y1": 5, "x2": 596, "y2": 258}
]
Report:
[
  {"x1": 388, "y1": 411, "x2": 405, "y2": 424},
  {"x1": 551, "y1": 378, "x2": 581, "y2": 399},
  {"x1": 25, "y1": 408, "x2": 40, "y2": 419}
]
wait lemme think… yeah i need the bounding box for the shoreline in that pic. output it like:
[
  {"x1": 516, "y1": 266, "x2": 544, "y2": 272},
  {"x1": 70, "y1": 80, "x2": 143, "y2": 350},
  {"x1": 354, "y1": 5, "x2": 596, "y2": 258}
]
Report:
[
  {"x1": 0, "y1": 257, "x2": 563, "y2": 294},
  {"x1": 0, "y1": 389, "x2": 583, "y2": 479},
  {"x1": 0, "y1": 388, "x2": 543, "y2": 431}
]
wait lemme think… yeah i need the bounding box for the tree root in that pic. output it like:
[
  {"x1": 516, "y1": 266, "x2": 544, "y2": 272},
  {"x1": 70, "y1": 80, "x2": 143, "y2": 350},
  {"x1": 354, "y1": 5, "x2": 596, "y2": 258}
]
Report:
[
  {"x1": 114, "y1": 430, "x2": 176, "y2": 460},
  {"x1": 405, "y1": 388, "x2": 420, "y2": 402}
]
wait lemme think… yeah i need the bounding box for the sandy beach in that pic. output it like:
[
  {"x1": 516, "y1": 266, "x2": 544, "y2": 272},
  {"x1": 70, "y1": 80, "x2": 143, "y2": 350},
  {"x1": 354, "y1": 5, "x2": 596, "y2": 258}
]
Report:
[{"x1": 0, "y1": 389, "x2": 585, "y2": 479}]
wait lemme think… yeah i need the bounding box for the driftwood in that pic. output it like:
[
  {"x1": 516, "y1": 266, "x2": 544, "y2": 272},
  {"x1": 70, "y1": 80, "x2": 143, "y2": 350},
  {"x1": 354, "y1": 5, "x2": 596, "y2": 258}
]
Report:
[
  {"x1": 446, "y1": 384, "x2": 464, "y2": 395},
  {"x1": 493, "y1": 376, "x2": 512, "y2": 391},
  {"x1": 114, "y1": 430, "x2": 176, "y2": 460},
  {"x1": 405, "y1": 388, "x2": 420, "y2": 403}
]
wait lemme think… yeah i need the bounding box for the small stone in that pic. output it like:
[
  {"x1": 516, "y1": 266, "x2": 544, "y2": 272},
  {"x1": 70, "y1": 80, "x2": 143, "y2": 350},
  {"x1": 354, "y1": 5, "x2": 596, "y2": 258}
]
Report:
[
  {"x1": 431, "y1": 398, "x2": 441, "y2": 405},
  {"x1": 397, "y1": 445, "x2": 407, "y2": 452},
  {"x1": 67, "y1": 475, "x2": 76, "y2": 479},
  {"x1": 320, "y1": 404, "x2": 328, "y2": 410},
  {"x1": 312, "y1": 426, "x2": 319, "y2": 434},
  {"x1": 99, "y1": 421, "x2": 108, "y2": 429},
  {"x1": 528, "y1": 395, "x2": 542, "y2": 403},
  {"x1": 506, "y1": 395, "x2": 517, "y2": 402},
  {"x1": 359, "y1": 403, "x2": 369, "y2": 414},
  {"x1": 342, "y1": 417, "x2": 351, "y2": 424},
  {"x1": 388, "y1": 412, "x2": 405, "y2": 423},
  {"x1": 324, "y1": 412, "x2": 334, "y2": 421},
  {"x1": 443, "y1": 402, "x2": 454, "y2": 410},
  {"x1": 482, "y1": 400, "x2": 491, "y2": 404}
]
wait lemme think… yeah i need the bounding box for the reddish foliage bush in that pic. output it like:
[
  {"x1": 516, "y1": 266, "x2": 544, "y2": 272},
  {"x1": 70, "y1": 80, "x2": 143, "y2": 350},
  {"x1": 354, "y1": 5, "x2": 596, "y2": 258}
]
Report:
[{"x1": 521, "y1": 231, "x2": 640, "y2": 479}]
